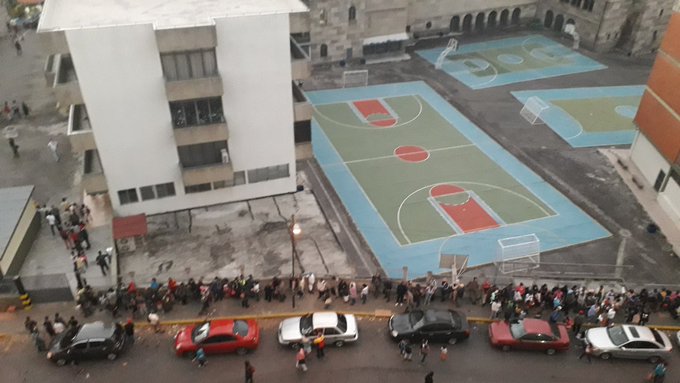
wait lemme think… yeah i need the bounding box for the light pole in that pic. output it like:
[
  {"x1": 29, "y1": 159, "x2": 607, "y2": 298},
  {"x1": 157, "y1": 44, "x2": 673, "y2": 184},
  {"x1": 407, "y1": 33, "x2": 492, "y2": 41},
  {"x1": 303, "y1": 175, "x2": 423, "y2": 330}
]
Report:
[{"x1": 289, "y1": 214, "x2": 301, "y2": 309}]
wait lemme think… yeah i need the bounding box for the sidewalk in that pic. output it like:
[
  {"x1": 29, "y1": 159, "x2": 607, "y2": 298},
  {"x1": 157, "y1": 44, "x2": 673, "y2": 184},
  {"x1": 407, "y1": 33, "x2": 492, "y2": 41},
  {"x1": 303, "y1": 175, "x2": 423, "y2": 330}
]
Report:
[{"x1": 3, "y1": 285, "x2": 680, "y2": 337}]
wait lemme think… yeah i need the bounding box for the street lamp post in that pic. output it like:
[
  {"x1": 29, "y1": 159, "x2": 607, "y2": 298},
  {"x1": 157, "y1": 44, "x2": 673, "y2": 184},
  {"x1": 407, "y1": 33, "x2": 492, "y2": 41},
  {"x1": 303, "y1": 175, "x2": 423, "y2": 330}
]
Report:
[{"x1": 289, "y1": 214, "x2": 301, "y2": 309}]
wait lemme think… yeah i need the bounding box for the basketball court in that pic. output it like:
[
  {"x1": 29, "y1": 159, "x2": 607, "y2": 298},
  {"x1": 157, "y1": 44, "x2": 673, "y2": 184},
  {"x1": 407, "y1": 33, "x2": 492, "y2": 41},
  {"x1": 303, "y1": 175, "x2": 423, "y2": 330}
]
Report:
[
  {"x1": 307, "y1": 82, "x2": 610, "y2": 277},
  {"x1": 416, "y1": 35, "x2": 606, "y2": 89},
  {"x1": 512, "y1": 86, "x2": 644, "y2": 147}
]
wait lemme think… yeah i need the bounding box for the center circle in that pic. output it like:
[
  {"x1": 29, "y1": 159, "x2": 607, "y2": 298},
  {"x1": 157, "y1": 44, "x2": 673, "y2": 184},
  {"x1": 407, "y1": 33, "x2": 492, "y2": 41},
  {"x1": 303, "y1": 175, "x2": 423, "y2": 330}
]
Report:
[
  {"x1": 394, "y1": 145, "x2": 429, "y2": 163},
  {"x1": 497, "y1": 54, "x2": 524, "y2": 65}
]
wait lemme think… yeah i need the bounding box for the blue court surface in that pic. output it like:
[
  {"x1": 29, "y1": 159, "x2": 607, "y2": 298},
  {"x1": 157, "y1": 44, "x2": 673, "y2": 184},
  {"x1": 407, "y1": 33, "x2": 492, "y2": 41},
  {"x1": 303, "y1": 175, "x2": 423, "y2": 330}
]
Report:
[
  {"x1": 512, "y1": 86, "x2": 645, "y2": 147},
  {"x1": 417, "y1": 35, "x2": 607, "y2": 89},
  {"x1": 307, "y1": 82, "x2": 610, "y2": 278}
]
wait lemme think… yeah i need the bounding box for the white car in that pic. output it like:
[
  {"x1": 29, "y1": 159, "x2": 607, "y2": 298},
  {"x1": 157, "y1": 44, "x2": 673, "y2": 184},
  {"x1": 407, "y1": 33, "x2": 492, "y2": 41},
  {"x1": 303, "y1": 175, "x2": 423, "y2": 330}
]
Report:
[
  {"x1": 586, "y1": 324, "x2": 672, "y2": 363},
  {"x1": 278, "y1": 312, "x2": 358, "y2": 348}
]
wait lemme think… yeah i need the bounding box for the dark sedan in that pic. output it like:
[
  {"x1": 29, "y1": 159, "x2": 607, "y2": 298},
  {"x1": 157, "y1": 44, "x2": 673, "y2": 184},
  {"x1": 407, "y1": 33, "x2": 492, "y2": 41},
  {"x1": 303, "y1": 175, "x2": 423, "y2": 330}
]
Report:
[{"x1": 388, "y1": 309, "x2": 470, "y2": 344}]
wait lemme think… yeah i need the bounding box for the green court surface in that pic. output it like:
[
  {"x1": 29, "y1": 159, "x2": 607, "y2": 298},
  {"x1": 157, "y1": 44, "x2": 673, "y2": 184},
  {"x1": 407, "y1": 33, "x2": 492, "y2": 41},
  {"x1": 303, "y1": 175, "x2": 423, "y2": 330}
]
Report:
[
  {"x1": 314, "y1": 95, "x2": 554, "y2": 245},
  {"x1": 550, "y1": 96, "x2": 640, "y2": 133},
  {"x1": 458, "y1": 42, "x2": 567, "y2": 78}
]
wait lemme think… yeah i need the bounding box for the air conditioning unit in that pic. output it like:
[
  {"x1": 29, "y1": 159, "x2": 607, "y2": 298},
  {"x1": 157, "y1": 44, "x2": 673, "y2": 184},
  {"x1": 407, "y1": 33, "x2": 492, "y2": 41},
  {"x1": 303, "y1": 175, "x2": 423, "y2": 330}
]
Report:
[
  {"x1": 117, "y1": 237, "x2": 136, "y2": 253},
  {"x1": 221, "y1": 149, "x2": 230, "y2": 164}
]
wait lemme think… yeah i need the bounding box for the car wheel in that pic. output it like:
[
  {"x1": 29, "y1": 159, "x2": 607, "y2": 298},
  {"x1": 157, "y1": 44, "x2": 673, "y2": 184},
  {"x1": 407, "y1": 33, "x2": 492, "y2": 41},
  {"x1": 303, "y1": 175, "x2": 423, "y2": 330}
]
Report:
[
  {"x1": 648, "y1": 356, "x2": 661, "y2": 364},
  {"x1": 55, "y1": 359, "x2": 67, "y2": 367},
  {"x1": 107, "y1": 353, "x2": 118, "y2": 361},
  {"x1": 600, "y1": 353, "x2": 611, "y2": 360},
  {"x1": 546, "y1": 349, "x2": 556, "y2": 356},
  {"x1": 447, "y1": 337, "x2": 458, "y2": 345},
  {"x1": 236, "y1": 348, "x2": 248, "y2": 356},
  {"x1": 335, "y1": 341, "x2": 345, "y2": 348},
  {"x1": 501, "y1": 345, "x2": 511, "y2": 352}
]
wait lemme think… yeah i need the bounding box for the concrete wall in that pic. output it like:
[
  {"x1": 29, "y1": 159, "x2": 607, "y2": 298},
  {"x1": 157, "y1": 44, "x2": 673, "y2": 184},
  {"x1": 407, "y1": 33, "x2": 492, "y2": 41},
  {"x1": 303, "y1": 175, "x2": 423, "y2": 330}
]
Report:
[
  {"x1": 659, "y1": 174, "x2": 680, "y2": 227},
  {"x1": 625, "y1": 0, "x2": 674, "y2": 55},
  {"x1": 0, "y1": 202, "x2": 39, "y2": 277},
  {"x1": 155, "y1": 26, "x2": 216, "y2": 53},
  {"x1": 630, "y1": 132, "x2": 670, "y2": 186}
]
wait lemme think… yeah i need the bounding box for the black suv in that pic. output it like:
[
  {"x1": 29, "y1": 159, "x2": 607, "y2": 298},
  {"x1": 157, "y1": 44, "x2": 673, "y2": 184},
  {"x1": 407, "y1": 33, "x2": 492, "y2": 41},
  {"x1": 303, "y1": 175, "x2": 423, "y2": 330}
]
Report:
[{"x1": 47, "y1": 322, "x2": 126, "y2": 366}]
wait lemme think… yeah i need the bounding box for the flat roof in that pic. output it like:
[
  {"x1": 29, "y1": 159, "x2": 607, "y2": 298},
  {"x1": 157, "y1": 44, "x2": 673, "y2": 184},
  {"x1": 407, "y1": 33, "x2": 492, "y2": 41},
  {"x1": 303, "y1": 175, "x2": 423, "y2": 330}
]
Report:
[
  {"x1": 0, "y1": 186, "x2": 33, "y2": 261},
  {"x1": 38, "y1": 0, "x2": 309, "y2": 32}
]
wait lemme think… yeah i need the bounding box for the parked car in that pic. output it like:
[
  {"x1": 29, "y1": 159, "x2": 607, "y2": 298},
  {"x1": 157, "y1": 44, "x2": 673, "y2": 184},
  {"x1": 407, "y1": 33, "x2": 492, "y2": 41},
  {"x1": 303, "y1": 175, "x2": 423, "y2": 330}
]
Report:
[
  {"x1": 47, "y1": 322, "x2": 126, "y2": 366},
  {"x1": 586, "y1": 325, "x2": 672, "y2": 363},
  {"x1": 174, "y1": 319, "x2": 259, "y2": 357},
  {"x1": 488, "y1": 318, "x2": 569, "y2": 355},
  {"x1": 388, "y1": 309, "x2": 470, "y2": 345},
  {"x1": 278, "y1": 312, "x2": 358, "y2": 348}
]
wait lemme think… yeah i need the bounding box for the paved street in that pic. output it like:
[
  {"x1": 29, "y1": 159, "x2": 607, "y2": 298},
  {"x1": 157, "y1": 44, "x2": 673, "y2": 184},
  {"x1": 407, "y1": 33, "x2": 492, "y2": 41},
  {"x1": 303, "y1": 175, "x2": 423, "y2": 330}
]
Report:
[{"x1": 2, "y1": 319, "x2": 677, "y2": 383}]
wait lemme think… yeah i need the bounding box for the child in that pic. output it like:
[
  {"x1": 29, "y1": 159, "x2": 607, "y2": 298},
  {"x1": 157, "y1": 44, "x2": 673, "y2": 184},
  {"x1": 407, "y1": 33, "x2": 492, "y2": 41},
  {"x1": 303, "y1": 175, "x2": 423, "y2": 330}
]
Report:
[
  {"x1": 440, "y1": 345, "x2": 448, "y2": 361},
  {"x1": 403, "y1": 342, "x2": 413, "y2": 361}
]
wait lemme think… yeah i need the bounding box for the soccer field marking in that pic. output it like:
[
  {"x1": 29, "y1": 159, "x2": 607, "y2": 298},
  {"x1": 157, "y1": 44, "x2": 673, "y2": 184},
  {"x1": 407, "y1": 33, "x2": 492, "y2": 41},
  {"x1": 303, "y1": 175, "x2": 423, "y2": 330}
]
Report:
[
  {"x1": 396, "y1": 181, "x2": 554, "y2": 245},
  {"x1": 520, "y1": 36, "x2": 562, "y2": 65},
  {"x1": 445, "y1": 57, "x2": 499, "y2": 88},
  {"x1": 551, "y1": 104, "x2": 586, "y2": 140},
  {"x1": 344, "y1": 144, "x2": 474, "y2": 165},
  {"x1": 313, "y1": 95, "x2": 424, "y2": 130}
]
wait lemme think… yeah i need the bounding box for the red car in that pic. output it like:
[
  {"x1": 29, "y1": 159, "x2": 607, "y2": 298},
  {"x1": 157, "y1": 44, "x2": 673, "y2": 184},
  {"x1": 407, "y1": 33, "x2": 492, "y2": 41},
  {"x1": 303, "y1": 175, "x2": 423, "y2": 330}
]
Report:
[
  {"x1": 488, "y1": 318, "x2": 570, "y2": 355},
  {"x1": 174, "y1": 319, "x2": 259, "y2": 357}
]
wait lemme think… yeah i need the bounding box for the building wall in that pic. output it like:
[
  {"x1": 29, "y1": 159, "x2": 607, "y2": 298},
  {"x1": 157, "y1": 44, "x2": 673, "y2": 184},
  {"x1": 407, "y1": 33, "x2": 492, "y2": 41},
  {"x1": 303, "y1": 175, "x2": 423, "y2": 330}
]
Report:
[
  {"x1": 0, "y1": 201, "x2": 39, "y2": 277},
  {"x1": 630, "y1": 132, "x2": 671, "y2": 186},
  {"x1": 659, "y1": 174, "x2": 680, "y2": 227},
  {"x1": 624, "y1": 0, "x2": 674, "y2": 55},
  {"x1": 408, "y1": 0, "x2": 536, "y2": 33}
]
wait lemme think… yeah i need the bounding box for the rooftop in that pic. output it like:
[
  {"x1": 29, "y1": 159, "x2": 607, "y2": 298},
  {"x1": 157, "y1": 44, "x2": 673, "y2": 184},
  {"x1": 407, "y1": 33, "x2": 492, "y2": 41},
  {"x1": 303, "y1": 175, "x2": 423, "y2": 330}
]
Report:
[
  {"x1": 0, "y1": 186, "x2": 33, "y2": 262},
  {"x1": 38, "y1": 0, "x2": 308, "y2": 32}
]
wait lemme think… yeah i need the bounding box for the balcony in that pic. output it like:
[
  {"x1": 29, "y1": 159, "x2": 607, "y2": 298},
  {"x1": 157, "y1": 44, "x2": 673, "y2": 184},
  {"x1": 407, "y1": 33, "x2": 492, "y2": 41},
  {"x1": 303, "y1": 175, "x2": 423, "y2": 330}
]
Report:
[
  {"x1": 82, "y1": 150, "x2": 108, "y2": 194},
  {"x1": 155, "y1": 26, "x2": 216, "y2": 53},
  {"x1": 291, "y1": 37, "x2": 311, "y2": 80},
  {"x1": 293, "y1": 82, "x2": 312, "y2": 122},
  {"x1": 181, "y1": 162, "x2": 233, "y2": 187},
  {"x1": 165, "y1": 76, "x2": 223, "y2": 102},
  {"x1": 67, "y1": 105, "x2": 96, "y2": 152},
  {"x1": 174, "y1": 121, "x2": 229, "y2": 146},
  {"x1": 53, "y1": 54, "x2": 83, "y2": 106}
]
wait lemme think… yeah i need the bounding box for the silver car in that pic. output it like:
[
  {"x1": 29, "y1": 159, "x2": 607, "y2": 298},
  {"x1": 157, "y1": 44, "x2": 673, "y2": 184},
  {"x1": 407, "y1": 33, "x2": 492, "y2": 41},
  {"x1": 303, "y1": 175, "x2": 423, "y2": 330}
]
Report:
[
  {"x1": 278, "y1": 311, "x2": 358, "y2": 348},
  {"x1": 586, "y1": 324, "x2": 672, "y2": 363}
]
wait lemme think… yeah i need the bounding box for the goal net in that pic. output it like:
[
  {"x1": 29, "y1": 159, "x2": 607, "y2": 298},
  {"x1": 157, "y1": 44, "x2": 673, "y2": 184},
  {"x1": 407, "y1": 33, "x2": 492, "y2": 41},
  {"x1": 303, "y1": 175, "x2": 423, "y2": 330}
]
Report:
[
  {"x1": 435, "y1": 38, "x2": 459, "y2": 69},
  {"x1": 496, "y1": 234, "x2": 540, "y2": 274},
  {"x1": 342, "y1": 70, "x2": 369, "y2": 88},
  {"x1": 519, "y1": 96, "x2": 550, "y2": 125}
]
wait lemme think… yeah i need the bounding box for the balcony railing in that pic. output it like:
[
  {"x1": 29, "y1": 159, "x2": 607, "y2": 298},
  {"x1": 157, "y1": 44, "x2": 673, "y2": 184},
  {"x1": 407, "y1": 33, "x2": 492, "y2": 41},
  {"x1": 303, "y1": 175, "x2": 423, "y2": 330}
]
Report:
[
  {"x1": 173, "y1": 121, "x2": 229, "y2": 146},
  {"x1": 165, "y1": 76, "x2": 223, "y2": 102},
  {"x1": 290, "y1": 37, "x2": 311, "y2": 80},
  {"x1": 67, "y1": 105, "x2": 96, "y2": 152},
  {"x1": 82, "y1": 149, "x2": 107, "y2": 194},
  {"x1": 180, "y1": 162, "x2": 233, "y2": 187},
  {"x1": 293, "y1": 82, "x2": 312, "y2": 122}
]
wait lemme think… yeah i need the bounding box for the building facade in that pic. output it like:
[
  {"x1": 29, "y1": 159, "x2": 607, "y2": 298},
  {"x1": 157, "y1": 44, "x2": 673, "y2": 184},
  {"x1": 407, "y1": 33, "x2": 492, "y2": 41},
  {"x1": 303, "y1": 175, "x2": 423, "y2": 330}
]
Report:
[
  {"x1": 38, "y1": 0, "x2": 311, "y2": 216},
  {"x1": 293, "y1": 0, "x2": 674, "y2": 64},
  {"x1": 630, "y1": 1, "x2": 680, "y2": 227}
]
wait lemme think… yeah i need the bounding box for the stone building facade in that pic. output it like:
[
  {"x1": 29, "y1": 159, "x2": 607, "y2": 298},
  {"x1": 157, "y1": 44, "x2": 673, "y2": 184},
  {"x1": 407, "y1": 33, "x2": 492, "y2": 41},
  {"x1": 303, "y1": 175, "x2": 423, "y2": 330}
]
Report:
[{"x1": 292, "y1": 0, "x2": 674, "y2": 64}]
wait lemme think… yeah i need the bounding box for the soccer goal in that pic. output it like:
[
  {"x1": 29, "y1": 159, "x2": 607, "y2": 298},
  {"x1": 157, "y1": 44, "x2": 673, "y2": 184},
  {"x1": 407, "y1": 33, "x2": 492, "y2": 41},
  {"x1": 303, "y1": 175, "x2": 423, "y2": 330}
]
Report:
[
  {"x1": 496, "y1": 234, "x2": 540, "y2": 274},
  {"x1": 435, "y1": 38, "x2": 459, "y2": 69},
  {"x1": 519, "y1": 96, "x2": 550, "y2": 125},
  {"x1": 342, "y1": 69, "x2": 369, "y2": 88}
]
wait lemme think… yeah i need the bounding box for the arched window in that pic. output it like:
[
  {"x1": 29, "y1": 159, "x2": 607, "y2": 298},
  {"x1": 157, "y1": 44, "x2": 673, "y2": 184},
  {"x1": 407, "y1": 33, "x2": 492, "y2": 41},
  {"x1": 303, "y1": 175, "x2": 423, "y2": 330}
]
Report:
[
  {"x1": 511, "y1": 8, "x2": 521, "y2": 25},
  {"x1": 588, "y1": 0, "x2": 595, "y2": 11},
  {"x1": 319, "y1": 9, "x2": 327, "y2": 24},
  {"x1": 544, "y1": 10, "x2": 554, "y2": 29},
  {"x1": 320, "y1": 44, "x2": 328, "y2": 58},
  {"x1": 349, "y1": 6, "x2": 356, "y2": 21},
  {"x1": 500, "y1": 9, "x2": 509, "y2": 26}
]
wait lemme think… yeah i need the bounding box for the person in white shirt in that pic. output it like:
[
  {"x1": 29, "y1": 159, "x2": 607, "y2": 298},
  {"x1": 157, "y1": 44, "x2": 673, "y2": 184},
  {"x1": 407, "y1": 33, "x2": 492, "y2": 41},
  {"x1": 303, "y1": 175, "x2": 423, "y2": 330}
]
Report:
[
  {"x1": 490, "y1": 300, "x2": 502, "y2": 319},
  {"x1": 47, "y1": 139, "x2": 59, "y2": 162},
  {"x1": 46, "y1": 213, "x2": 57, "y2": 236}
]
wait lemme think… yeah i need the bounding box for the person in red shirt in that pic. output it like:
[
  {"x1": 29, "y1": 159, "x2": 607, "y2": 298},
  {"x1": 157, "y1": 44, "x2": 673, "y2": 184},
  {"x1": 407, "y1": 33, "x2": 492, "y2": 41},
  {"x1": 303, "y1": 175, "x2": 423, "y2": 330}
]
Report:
[{"x1": 168, "y1": 278, "x2": 177, "y2": 294}]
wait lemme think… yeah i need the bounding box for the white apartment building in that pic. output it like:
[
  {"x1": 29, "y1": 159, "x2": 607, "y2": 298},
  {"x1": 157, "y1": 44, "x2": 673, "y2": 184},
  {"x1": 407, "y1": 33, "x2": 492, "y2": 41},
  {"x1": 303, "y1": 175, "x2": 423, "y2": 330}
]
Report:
[{"x1": 38, "y1": 0, "x2": 313, "y2": 216}]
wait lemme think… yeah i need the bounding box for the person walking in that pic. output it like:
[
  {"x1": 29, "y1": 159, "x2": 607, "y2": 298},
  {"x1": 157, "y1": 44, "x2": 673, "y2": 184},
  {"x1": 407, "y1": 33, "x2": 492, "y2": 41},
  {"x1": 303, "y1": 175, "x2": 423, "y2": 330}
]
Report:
[
  {"x1": 425, "y1": 371, "x2": 434, "y2": 383},
  {"x1": 47, "y1": 139, "x2": 60, "y2": 162},
  {"x1": 439, "y1": 345, "x2": 448, "y2": 361},
  {"x1": 43, "y1": 316, "x2": 56, "y2": 337},
  {"x1": 403, "y1": 341, "x2": 413, "y2": 361},
  {"x1": 349, "y1": 282, "x2": 358, "y2": 305},
  {"x1": 360, "y1": 284, "x2": 369, "y2": 304},
  {"x1": 245, "y1": 360, "x2": 255, "y2": 383},
  {"x1": 490, "y1": 300, "x2": 502, "y2": 319},
  {"x1": 577, "y1": 337, "x2": 592, "y2": 363},
  {"x1": 45, "y1": 212, "x2": 57, "y2": 236},
  {"x1": 148, "y1": 312, "x2": 161, "y2": 333},
  {"x1": 124, "y1": 319, "x2": 135, "y2": 346},
  {"x1": 96, "y1": 251, "x2": 109, "y2": 276},
  {"x1": 419, "y1": 340, "x2": 430, "y2": 364},
  {"x1": 8, "y1": 138, "x2": 19, "y2": 158},
  {"x1": 193, "y1": 347, "x2": 207, "y2": 368},
  {"x1": 314, "y1": 331, "x2": 326, "y2": 359},
  {"x1": 21, "y1": 101, "x2": 29, "y2": 117},
  {"x1": 14, "y1": 39, "x2": 22, "y2": 56},
  {"x1": 650, "y1": 361, "x2": 667, "y2": 383},
  {"x1": 296, "y1": 348, "x2": 308, "y2": 372},
  {"x1": 398, "y1": 339, "x2": 408, "y2": 358}
]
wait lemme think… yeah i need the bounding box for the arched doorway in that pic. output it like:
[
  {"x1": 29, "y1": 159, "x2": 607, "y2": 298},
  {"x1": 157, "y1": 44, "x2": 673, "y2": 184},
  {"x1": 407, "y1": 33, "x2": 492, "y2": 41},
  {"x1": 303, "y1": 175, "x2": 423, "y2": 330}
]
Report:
[
  {"x1": 511, "y1": 8, "x2": 521, "y2": 24},
  {"x1": 566, "y1": 18, "x2": 575, "y2": 26},
  {"x1": 462, "y1": 14, "x2": 473, "y2": 32},
  {"x1": 488, "y1": 11, "x2": 498, "y2": 28},
  {"x1": 554, "y1": 14, "x2": 564, "y2": 32},
  {"x1": 475, "y1": 12, "x2": 485, "y2": 32},
  {"x1": 544, "y1": 10, "x2": 554, "y2": 28},
  {"x1": 450, "y1": 15, "x2": 460, "y2": 32},
  {"x1": 500, "y1": 9, "x2": 509, "y2": 26}
]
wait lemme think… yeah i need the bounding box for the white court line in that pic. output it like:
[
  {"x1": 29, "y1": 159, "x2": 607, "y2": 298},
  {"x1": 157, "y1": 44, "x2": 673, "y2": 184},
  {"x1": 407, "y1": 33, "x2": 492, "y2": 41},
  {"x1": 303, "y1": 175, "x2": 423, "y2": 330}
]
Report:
[
  {"x1": 313, "y1": 95, "x2": 423, "y2": 131},
  {"x1": 551, "y1": 105, "x2": 585, "y2": 140},
  {"x1": 427, "y1": 196, "x2": 464, "y2": 235},
  {"x1": 345, "y1": 144, "x2": 474, "y2": 165}
]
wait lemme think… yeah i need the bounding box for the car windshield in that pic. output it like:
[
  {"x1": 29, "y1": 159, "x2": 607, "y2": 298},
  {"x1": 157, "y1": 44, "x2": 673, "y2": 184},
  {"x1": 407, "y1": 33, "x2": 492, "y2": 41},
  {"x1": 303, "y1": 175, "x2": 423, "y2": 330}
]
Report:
[
  {"x1": 300, "y1": 315, "x2": 314, "y2": 336},
  {"x1": 337, "y1": 314, "x2": 348, "y2": 333},
  {"x1": 233, "y1": 321, "x2": 249, "y2": 337},
  {"x1": 192, "y1": 322, "x2": 210, "y2": 343},
  {"x1": 607, "y1": 326, "x2": 629, "y2": 346},
  {"x1": 410, "y1": 311, "x2": 425, "y2": 328},
  {"x1": 510, "y1": 322, "x2": 527, "y2": 339}
]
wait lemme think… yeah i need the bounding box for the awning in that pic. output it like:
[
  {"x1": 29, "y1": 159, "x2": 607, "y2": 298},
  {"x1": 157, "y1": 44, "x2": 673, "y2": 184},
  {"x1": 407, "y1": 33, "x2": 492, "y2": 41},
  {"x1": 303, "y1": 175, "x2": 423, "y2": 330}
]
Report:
[
  {"x1": 363, "y1": 32, "x2": 409, "y2": 46},
  {"x1": 112, "y1": 214, "x2": 147, "y2": 240},
  {"x1": 17, "y1": 0, "x2": 43, "y2": 5}
]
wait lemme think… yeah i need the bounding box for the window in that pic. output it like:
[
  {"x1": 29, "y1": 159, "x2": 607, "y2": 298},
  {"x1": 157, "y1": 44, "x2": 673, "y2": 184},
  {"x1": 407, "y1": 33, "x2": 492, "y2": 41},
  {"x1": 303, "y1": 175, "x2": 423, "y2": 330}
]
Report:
[
  {"x1": 426, "y1": 21, "x2": 432, "y2": 29},
  {"x1": 652, "y1": 30, "x2": 658, "y2": 41},
  {"x1": 140, "y1": 186, "x2": 155, "y2": 201},
  {"x1": 233, "y1": 171, "x2": 246, "y2": 186},
  {"x1": 233, "y1": 321, "x2": 249, "y2": 337},
  {"x1": 72, "y1": 342, "x2": 88, "y2": 350},
  {"x1": 588, "y1": 0, "x2": 595, "y2": 11},
  {"x1": 118, "y1": 188, "x2": 139, "y2": 205},
  {"x1": 319, "y1": 9, "x2": 327, "y2": 24},
  {"x1": 140, "y1": 182, "x2": 176, "y2": 201},
  {"x1": 213, "y1": 180, "x2": 226, "y2": 190},
  {"x1": 185, "y1": 183, "x2": 212, "y2": 194},
  {"x1": 247, "y1": 164, "x2": 289, "y2": 184},
  {"x1": 160, "y1": 49, "x2": 218, "y2": 81},
  {"x1": 88, "y1": 340, "x2": 105, "y2": 349},
  {"x1": 320, "y1": 44, "x2": 328, "y2": 58},
  {"x1": 659, "y1": 9, "x2": 664, "y2": 17},
  {"x1": 178, "y1": 141, "x2": 228, "y2": 168},
  {"x1": 204, "y1": 335, "x2": 235, "y2": 344},
  {"x1": 348, "y1": 6, "x2": 356, "y2": 21},
  {"x1": 324, "y1": 328, "x2": 341, "y2": 335},
  {"x1": 170, "y1": 97, "x2": 224, "y2": 128}
]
